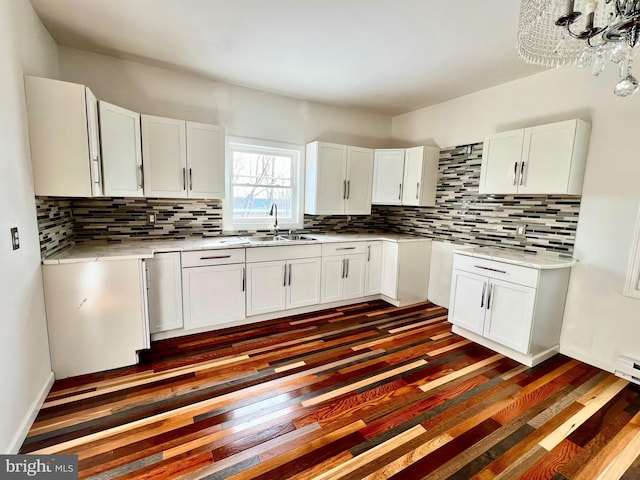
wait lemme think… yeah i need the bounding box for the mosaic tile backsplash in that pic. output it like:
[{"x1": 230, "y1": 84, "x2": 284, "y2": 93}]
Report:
[{"x1": 35, "y1": 142, "x2": 581, "y2": 257}]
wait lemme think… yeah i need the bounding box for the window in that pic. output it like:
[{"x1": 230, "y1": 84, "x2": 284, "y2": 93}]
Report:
[{"x1": 223, "y1": 137, "x2": 304, "y2": 232}]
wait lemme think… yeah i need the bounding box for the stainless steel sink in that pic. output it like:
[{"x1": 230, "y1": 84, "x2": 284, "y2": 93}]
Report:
[
  {"x1": 241, "y1": 234, "x2": 317, "y2": 243},
  {"x1": 277, "y1": 234, "x2": 317, "y2": 241}
]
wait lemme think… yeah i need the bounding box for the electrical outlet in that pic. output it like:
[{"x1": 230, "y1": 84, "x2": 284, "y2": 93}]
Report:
[
  {"x1": 516, "y1": 224, "x2": 527, "y2": 236},
  {"x1": 10, "y1": 227, "x2": 19, "y2": 250},
  {"x1": 147, "y1": 213, "x2": 156, "y2": 225}
]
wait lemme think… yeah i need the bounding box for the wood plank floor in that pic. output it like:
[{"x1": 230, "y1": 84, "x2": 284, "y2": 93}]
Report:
[{"x1": 21, "y1": 300, "x2": 640, "y2": 479}]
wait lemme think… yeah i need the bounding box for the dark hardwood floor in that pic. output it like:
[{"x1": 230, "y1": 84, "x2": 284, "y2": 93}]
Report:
[{"x1": 21, "y1": 300, "x2": 640, "y2": 479}]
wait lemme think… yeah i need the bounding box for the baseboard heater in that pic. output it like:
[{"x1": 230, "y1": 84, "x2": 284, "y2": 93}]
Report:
[{"x1": 615, "y1": 355, "x2": 640, "y2": 385}]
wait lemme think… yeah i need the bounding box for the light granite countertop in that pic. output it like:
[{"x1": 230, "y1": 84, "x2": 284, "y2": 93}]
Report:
[
  {"x1": 454, "y1": 246, "x2": 576, "y2": 269},
  {"x1": 42, "y1": 233, "x2": 431, "y2": 265}
]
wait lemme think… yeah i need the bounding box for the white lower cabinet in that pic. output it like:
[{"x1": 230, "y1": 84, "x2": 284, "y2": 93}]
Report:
[
  {"x1": 448, "y1": 252, "x2": 570, "y2": 366},
  {"x1": 381, "y1": 240, "x2": 431, "y2": 306},
  {"x1": 146, "y1": 252, "x2": 184, "y2": 333},
  {"x1": 364, "y1": 241, "x2": 383, "y2": 296},
  {"x1": 246, "y1": 245, "x2": 322, "y2": 316},
  {"x1": 181, "y1": 249, "x2": 246, "y2": 330},
  {"x1": 321, "y1": 243, "x2": 367, "y2": 303}
]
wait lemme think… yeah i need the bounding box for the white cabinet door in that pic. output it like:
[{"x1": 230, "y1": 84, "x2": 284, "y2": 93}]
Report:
[
  {"x1": 365, "y1": 242, "x2": 383, "y2": 295},
  {"x1": 187, "y1": 122, "x2": 225, "y2": 199},
  {"x1": 182, "y1": 263, "x2": 245, "y2": 329},
  {"x1": 479, "y1": 129, "x2": 524, "y2": 194},
  {"x1": 519, "y1": 121, "x2": 577, "y2": 195},
  {"x1": 448, "y1": 269, "x2": 487, "y2": 335},
  {"x1": 24, "y1": 76, "x2": 95, "y2": 197},
  {"x1": 483, "y1": 279, "x2": 536, "y2": 353},
  {"x1": 147, "y1": 253, "x2": 183, "y2": 333},
  {"x1": 381, "y1": 241, "x2": 399, "y2": 298},
  {"x1": 142, "y1": 115, "x2": 187, "y2": 198},
  {"x1": 343, "y1": 254, "x2": 366, "y2": 299},
  {"x1": 246, "y1": 261, "x2": 287, "y2": 316},
  {"x1": 321, "y1": 256, "x2": 344, "y2": 303},
  {"x1": 401, "y1": 147, "x2": 423, "y2": 206},
  {"x1": 287, "y1": 257, "x2": 321, "y2": 309},
  {"x1": 372, "y1": 149, "x2": 405, "y2": 205},
  {"x1": 307, "y1": 142, "x2": 347, "y2": 214},
  {"x1": 85, "y1": 88, "x2": 103, "y2": 197},
  {"x1": 346, "y1": 146, "x2": 374, "y2": 214},
  {"x1": 99, "y1": 101, "x2": 144, "y2": 197}
]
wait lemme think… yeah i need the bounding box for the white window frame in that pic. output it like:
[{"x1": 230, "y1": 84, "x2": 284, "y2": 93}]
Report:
[
  {"x1": 223, "y1": 136, "x2": 305, "y2": 232},
  {"x1": 624, "y1": 204, "x2": 640, "y2": 299}
]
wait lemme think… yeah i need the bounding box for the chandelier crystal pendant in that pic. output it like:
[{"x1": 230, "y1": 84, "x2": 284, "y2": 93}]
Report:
[{"x1": 517, "y1": 0, "x2": 640, "y2": 97}]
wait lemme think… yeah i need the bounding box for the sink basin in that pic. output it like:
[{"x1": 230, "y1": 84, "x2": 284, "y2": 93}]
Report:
[
  {"x1": 278, "y1": 234, "x2": 317, "y2": 241},
  {"x1": 242, "y1": 235, "x2": 284, "y2": 242},
  {"x1": 241, "y1": 234, "x2": 318, "y2": 243}
]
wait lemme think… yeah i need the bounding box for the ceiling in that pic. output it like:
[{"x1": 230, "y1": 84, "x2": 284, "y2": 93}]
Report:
[{"x1": 29, "y1": 0, "x2": 543, "y2": 116}]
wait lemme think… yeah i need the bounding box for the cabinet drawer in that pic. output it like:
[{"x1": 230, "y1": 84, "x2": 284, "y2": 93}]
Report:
[
  {"x1": 246, "y1": 244, "x2": 321, "y2": 262},
  {"x1": 182, "y1": 248, "x2": 245, "y2": 267},
  {"x1": 321, "y1": 242, "x2": 367, "y2": 256},
  {"x1": 453, "y1": 253, "x2": 538, "y2": 288}
]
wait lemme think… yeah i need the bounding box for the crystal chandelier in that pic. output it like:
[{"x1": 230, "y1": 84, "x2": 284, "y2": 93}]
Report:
[{"x1": 517, "y1": 0, "x2": 640, "y2": 97}]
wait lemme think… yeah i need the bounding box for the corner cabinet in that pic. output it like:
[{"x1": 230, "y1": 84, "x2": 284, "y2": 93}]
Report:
[
  {"x1": 372, "y1": 146, "x2": 439, "y2": 206},
  {"x1": 448, "y1": 251, "x2": 572, "y2": 367},
  {"x1": 479, "y1": 119, "x2": 591, "y2": 195},
  {"x1": 381, "y1": 240, "x2": 431, "y2": 306},
  {"x1": 146, "y1": 252, "x2": 184, "y2": 333},
  {"x1": 305, "y1": 141, "x2": 374, "y2": 215},
  {"x1": 141, "y1": 114, "x2": 225, "y2": 199},
  {"x1": 99, "y1": 101, "x2": 144, "y2": 197},
  {"x1": 25, "y1": 76, "x2": 103, "y2": 197},
  {"x1": 364, "y1": 241, "x2": 383, "y2": 296}
]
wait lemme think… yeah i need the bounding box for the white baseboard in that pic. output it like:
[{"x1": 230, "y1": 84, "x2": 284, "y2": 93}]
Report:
[{"x1": 8, "y1": 370, "x2": 54, "y2": 454}]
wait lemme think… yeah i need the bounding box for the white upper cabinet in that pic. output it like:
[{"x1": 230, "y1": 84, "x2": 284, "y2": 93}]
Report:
[
  {"x1": 480, "y1": 119, "x2": 591, "y2": 195},
  {"x1": 402, "y1": 146, "x2": 439, "y2": 206},
  {"x1": 372, "y1": 146, "x2": 439, "y2": 206},
  {"x1": 305, "y1": 141, "x2": 373, "y2": 215},
  {"x1": 142, "y1": 116, "x2": 225, "y2": 199},
  {"x1": 187, "y1": 121, "x2": 225, "y2": 199},
  {"x1": 372, "y1": 149, "x2": 405, "y2": 205},
  {"x1": 142, "y1": 115, "x2": 187, "y2": 198},
  {"x1": 24, "y1": 76, "x2": 103, "y2": 197},
  {"x1": 99, "y1": 101, "x2": 144, "y2": 197}
]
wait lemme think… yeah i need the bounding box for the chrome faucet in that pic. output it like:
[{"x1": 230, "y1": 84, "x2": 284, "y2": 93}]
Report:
[{"x1": 269, "y1": 202, "x2": 279, "y2": 236}]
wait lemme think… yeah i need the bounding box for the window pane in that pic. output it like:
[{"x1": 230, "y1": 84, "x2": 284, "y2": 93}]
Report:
[
  {"x1": 232, "y1": 186, "x2": 292, "y2": 219},
  {"x1": 232, "y1": 152, "x2": 292, "y2": 187}
]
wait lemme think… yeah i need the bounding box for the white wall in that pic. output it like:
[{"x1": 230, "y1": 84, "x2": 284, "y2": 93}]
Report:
[
  {"x1": 58, "y1": 47, "x2": 392, "y2": 148},
  {"x1": 393, "y1": 67, "x2": 640, "y2": 372},
  {"x1": 0, "y1": 0, "x2": 59, "y2": 453}
]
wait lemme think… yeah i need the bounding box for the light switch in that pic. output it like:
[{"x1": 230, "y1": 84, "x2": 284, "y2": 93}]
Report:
[
  {"x1": 10, "y1": 227, "x2": 19, "y2": 250},
  {"x1": 147, "y1": 213, "x2": 156, "y2": 224},
  {"x1": 516, "y1": 224, "x2": 527, "y2": 236}
]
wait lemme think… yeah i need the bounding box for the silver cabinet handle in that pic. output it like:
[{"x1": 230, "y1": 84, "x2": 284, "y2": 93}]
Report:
[
  {"x1": 480, "y1": 281, "x2": 486, "y2": 308},
  {"x1": 347, "y1": 180, "x2": 350, "y2": 199},
  {"x1": 345, "y1": 258, "x2": 349, "y2": 278},
  {"x1": 189, "y1": 167, "x2": 193, "y2": 190},
  {"x1": 519, "y1": 162, "x2": 526, "y2": 185},
  {"x1": 416, "y1": 182, "x2": 420, "y2": 199},
  {"x1": 283, "y1": 264, "x2": 287, "y2": 286},
  {"x1": 336, "y1": 247, "x2": 356, "y2": 251},
  {"x1": 288, "y1": 263, "x2": 292, "y2": 286},
  {"x1": 513, "y1": 162, "x2": 518, "y2": 186},
  {"x1": 242, "y1": 267, "x2": 245, "y2": 292},
  {"x1": 341, "y1": 258, "x2": 346, "y2": 278},
  {"x1": 343, "y1": 180, "x2": 347, "y2": 199},
  {"x1": 182, "y1": 167, "x2": 186, "y2": 190},
  {"x1": 92, "y1": 157, "x2": 102, "y2": 185},
  {"x1": 200, "y1": 255, "x2": 231, "y2": 260},
  {"x1": 138, "y1": 165, "x2": 144, "y2": 189},
  {"x1": 398, "y1": 183, "x2": 402, "y2": 200},
  {"x1": 474, "y1": 265, "x2": 506, "y2": 274},
  {"x1": 367, "y1": 245, "x2": 371, "y2": 261},
  {"x1": 486, "y1": 283, "x2": 494, "y2": 310}
]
